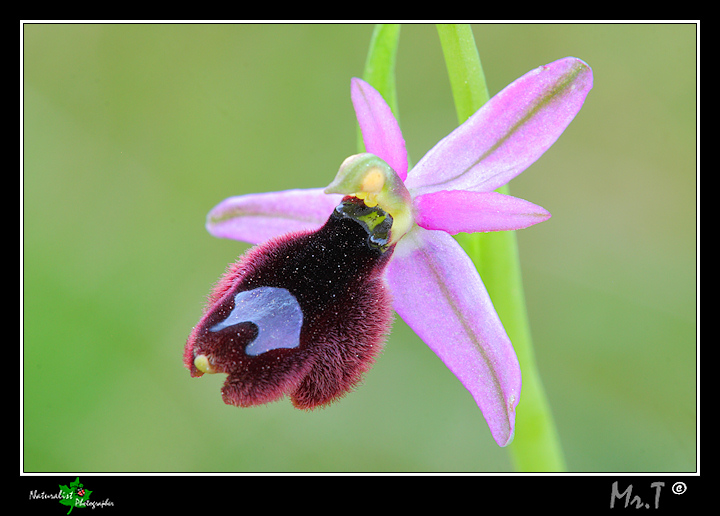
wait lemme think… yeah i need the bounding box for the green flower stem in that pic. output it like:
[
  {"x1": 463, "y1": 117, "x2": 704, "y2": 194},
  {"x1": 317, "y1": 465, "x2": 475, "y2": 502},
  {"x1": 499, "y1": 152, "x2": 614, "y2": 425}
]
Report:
[
  {"x1": 436, "y1": 23, "x2": 566, "y2": 471},
  {"x1": 362, "y1": 23, "x2": 566, "y2": 471},
  {"x1": 436, "y1": 24, "x2": 490, "y2": 127},
  {"x1": 359, "y1": 24, "x2": 401, "y2": 154}
]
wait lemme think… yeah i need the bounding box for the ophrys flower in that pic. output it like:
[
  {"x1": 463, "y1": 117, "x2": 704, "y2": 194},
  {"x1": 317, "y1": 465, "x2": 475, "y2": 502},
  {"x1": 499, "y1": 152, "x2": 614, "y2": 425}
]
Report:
[{"x1": 186, "y1": 56, "x2": 593, "y2": 447}]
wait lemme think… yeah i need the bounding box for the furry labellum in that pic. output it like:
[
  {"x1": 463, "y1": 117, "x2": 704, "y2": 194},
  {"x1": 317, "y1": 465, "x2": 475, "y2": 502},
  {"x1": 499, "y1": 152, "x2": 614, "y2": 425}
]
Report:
[{"x1": 184, "y1": 196, "x2": 395, "y2": 409}]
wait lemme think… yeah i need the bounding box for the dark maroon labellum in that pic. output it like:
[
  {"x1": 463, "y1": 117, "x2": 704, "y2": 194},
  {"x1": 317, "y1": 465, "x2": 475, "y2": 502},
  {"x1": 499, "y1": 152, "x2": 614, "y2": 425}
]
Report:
[{"x1": 184, "y1": 196, "x2": 395, "y2": 409}]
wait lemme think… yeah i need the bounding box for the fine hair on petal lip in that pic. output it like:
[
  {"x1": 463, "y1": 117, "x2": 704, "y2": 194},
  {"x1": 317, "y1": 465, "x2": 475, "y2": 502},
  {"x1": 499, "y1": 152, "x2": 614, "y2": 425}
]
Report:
[{"x1": 185, "y1": 199, "x2": 396, "y2": 409}]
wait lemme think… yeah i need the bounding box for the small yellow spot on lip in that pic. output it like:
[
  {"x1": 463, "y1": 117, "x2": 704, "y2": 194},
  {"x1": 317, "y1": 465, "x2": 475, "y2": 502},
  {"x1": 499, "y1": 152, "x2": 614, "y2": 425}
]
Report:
[
  {"x1": 194, "y1": 354, "x2": 217, "y2": 374},
  {"x1": 363, "y1": 196, "x2": 378, "y2": 207},
  {"x1": 361, "y1": 167, "x2": 385, "y2": 193}
]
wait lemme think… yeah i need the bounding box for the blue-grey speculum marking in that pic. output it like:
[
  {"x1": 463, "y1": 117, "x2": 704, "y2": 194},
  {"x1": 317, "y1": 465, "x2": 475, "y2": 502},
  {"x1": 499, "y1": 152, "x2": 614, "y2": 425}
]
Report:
[{"x1": 209, "y1": 286, "x2": 303, "y2": 356}]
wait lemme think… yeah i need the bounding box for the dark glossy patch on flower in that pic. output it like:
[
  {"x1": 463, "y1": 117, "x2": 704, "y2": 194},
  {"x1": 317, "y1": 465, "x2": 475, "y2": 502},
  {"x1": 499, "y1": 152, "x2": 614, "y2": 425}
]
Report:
[
  {"x1": 334, "y1": 196, "x2": 393, "y2": 251},
  {"x1": 184, "y1": 197, "x2": 395, "y2": 409}
]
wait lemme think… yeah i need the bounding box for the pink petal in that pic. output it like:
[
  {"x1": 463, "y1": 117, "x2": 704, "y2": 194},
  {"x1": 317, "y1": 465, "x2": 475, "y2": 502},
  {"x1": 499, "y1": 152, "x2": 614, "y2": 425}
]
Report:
[
  {"x1": 414, "y1": 190, "x2": 551, "y2": 234},
  {"x1": 206, "y1": 188, "x2": 342, "y2": 244},
  {"x1": 351, "y1": 78, "x2": 409, "y2": 181},
  {"x1": 386, "y1": 226, "x2": 521, "y2": 446},
  {"x1": 404, "y1": 57, "x2": 593, "y2": 195}
]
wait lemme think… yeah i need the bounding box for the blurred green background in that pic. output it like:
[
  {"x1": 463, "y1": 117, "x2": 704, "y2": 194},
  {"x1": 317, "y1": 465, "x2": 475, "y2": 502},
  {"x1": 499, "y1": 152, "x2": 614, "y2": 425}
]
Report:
[{"x1": 23, "y1": 23, "x2": 696, "y2": 472}]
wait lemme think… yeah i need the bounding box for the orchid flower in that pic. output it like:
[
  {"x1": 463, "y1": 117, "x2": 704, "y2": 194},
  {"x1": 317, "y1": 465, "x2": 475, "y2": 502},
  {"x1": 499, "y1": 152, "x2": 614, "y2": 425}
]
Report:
[{"x1": 188, "y1": 56, "x2": 593, "y2": 447}]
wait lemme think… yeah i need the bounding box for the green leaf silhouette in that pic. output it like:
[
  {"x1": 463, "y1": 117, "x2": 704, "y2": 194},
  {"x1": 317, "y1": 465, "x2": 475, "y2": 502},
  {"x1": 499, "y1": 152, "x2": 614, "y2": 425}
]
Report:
[{"x1": 58, "y1": 477, "x2": 92, "y2": 514}]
